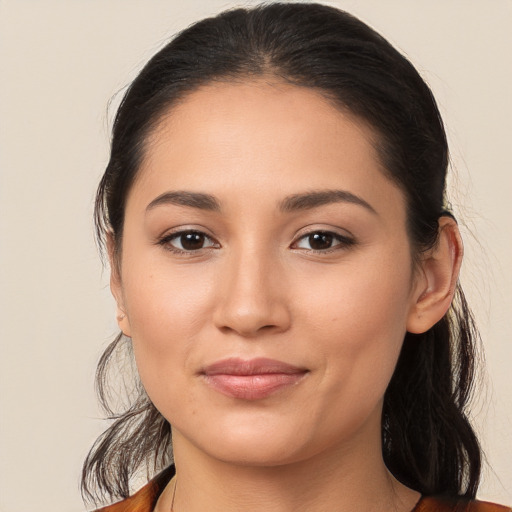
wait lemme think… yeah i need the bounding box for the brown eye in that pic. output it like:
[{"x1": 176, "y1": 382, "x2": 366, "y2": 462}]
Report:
[
  {"x1": 180, "y1": 232, "x2": 206, "y2": 250},
  {"x1": 294, "y1": 231, "x2": 355, "y2": 252},
  {"x1": 308, "y1": 232, "x2": 334, "y2": 250},
  {"x1": 163, "y1": 230, "x2": 217, "y2": 252}
]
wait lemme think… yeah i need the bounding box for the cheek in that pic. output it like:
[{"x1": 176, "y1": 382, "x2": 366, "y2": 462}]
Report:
[
  {"x1": 299, "y1": 251, "x2": 413, "y2": 397},
  {"x1": 120, "y1": 253, "x2": 217, "y2": 379},
  {"x1": 300, "y1": 250, "x2": 412, "y2": 338}
]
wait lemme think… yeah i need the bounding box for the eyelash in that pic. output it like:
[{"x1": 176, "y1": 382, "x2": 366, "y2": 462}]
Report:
[
  {"x1": 292, "y1": 230, "x2": 356, "y2": 254},
  {"x1": 157, "y1": 230, "x2": 219, "y2": 255},
  {"x1": 157, "y1": 229, "x2": 356, "y2": 255}
]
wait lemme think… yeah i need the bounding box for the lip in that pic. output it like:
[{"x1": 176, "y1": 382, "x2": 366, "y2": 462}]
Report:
[{"x1": 200, "y1": 357, "x2": 308, "y2": 400}]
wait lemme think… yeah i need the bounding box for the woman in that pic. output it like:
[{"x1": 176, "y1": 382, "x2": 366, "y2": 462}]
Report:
[{"x1": 82, "y1": 3, "x2": 510, "y2": 511}]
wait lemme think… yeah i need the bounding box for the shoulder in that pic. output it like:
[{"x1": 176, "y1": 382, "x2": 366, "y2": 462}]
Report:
[
  {"x1": 93, "y1": 466, "x2": 175, "y2": 512},
  {"x1": 416, "y1": 496, "x2": 512, "y2": 512}
]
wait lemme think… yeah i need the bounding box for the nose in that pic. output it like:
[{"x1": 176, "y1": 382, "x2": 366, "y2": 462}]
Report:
[{"x1": 213, "y1": 248, "x2": 291, "y2": 338}]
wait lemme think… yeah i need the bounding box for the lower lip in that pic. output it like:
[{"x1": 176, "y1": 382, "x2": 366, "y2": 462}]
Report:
[{"x1": 203, "y1": 373, "x2": 306, "y2": 400}]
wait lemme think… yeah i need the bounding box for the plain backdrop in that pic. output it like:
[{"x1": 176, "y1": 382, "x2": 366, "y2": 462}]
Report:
[{"x1": 0, "y1": 1, "x2": 511, "y2": 510}]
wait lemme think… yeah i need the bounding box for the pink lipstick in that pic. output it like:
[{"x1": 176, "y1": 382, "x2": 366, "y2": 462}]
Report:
[{"x1": 201, "y1": 357, "x2": 307, "y2": 400}]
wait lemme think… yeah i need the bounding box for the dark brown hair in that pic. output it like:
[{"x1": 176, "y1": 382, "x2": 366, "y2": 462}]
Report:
[{"x1": 83, "y1": 2, "x2": 481, "y2": 505}]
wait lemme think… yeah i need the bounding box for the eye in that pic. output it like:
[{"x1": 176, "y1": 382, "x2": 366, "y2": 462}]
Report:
[
  {"x1": 159, "y1": 230, "x2": 218, "y2": 253},
  {"x1": 293, "y1": 231, "x2": 354, "y2": 252}
]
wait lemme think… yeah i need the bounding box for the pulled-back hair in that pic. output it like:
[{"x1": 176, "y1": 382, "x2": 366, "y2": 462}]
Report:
[{"x1": 83, "y1": 2, "x2": 481, "y2": 505}]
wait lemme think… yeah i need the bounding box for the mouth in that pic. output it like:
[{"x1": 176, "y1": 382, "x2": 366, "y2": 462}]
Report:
[{"x1": 200, "y1": 357, "x2": 308, "y2": 400}]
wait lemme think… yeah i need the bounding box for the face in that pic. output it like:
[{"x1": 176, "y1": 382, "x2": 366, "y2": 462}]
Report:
[{"x1": 113, "y1": 80, "x2": 424, "y2": 467}]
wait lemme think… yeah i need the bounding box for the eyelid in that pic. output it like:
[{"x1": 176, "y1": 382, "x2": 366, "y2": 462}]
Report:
[
  {"x1": 290, "y1": 228, "x2": 356, "y2": 252},
  {"x1": 155, "y1": 224, "x2": 217, "y2": 241},
  {"x1": 155, "y1": 225, "x2": 355, "y2": 255},
  {"x1": 156, "y1": 227, "x2": 220, "y2": 254}
]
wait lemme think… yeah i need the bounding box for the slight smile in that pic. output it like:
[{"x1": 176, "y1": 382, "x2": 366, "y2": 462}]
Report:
[{"x1": 201, "y1": 357, "x2": 309, "y2": 400}]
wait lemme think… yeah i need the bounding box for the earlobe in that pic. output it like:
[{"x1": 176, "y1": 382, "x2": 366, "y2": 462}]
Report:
[
  {"x1": 406, "y1": 217, "x2": 463, "y2": 334},
  {"x1": 114, "y1": 305, "x2": 131, "y2": 337},
  {"x1": 107, "y1": 232, "x2": 132, "y2": 337}
]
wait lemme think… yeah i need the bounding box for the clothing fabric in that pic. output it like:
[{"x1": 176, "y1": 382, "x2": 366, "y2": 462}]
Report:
[{"x1": 95, "y1": 465, "x2": 511, "y2": 512}]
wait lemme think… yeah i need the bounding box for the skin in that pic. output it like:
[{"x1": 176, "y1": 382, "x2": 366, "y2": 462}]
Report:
[{"x1": 111, "y1": 80, "x2": 462, "y2": 512}]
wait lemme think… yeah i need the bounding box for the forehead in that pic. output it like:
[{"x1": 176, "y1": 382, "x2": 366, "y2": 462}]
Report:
[
  {"x1": 147, "y1": 79, "x2": 379, "y2": 168},
  {"x1": 128, "y1": 80, "x2": 405, "y2": 221}
]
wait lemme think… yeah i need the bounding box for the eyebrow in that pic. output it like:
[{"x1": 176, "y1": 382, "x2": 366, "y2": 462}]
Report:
[
  {"x1": 146, "y1": 191, "x2": 221, "y2": 212},
  {"x1": 279, "y1": 189, "x2": 377, "y2": 214},
  {"x1": 145, "y1": 188, "x2": 376, "y2": 215}
]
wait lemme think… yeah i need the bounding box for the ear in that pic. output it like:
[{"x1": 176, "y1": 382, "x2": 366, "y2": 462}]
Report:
[
  {"x1": 107, "y1": 233, "x2": 132, "y2": 337},
  {"x1": 407, "y1": 216, "x2": 463, "y2": 334}
]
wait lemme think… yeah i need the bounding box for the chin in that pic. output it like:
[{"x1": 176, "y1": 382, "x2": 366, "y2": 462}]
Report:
[
  {"x1": 205, "y1": 440, "x2": 307, "y2": 468},
  {"x1": 176, "y1": 416, "x2": 313, "y2": 467}
]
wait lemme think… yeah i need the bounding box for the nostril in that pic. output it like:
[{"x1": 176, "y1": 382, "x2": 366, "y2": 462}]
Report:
[{"x1": 217, "y1": 323, "x2": 278, "y2": 337}]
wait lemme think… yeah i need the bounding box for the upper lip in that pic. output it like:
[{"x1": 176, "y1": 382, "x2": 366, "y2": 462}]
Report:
[{"x1": 201, "y1": 357, "x2": 307, "y2": 376}]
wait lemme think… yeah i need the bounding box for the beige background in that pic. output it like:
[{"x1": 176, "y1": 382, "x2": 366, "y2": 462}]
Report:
[{"x1": 0, "y1": 1, "x2": 510, "y2": 510}]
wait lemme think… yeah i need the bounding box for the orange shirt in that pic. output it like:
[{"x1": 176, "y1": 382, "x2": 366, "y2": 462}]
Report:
[{"x1": 95, "y1": 466, "x2": 511, "y2": 512}]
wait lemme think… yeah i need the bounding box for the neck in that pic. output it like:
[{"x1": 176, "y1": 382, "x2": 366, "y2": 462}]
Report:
[{"x1": 156, "y1": 421, "x2": 419, "y2": 512}]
